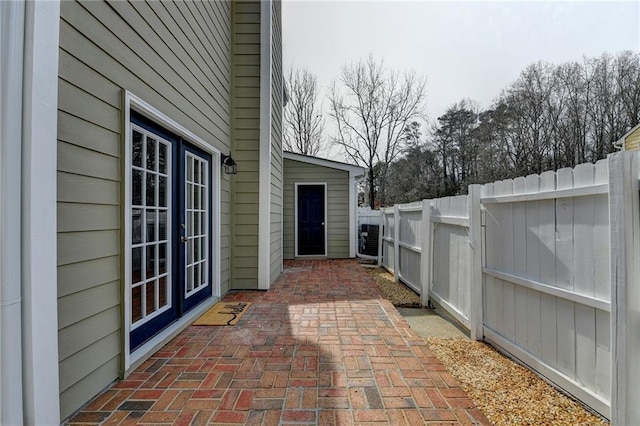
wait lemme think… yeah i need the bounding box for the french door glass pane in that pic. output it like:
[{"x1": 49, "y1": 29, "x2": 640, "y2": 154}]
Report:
[
  {"x1": 132, "y1": 170, "x2": 143, "y2": 205},
  {"x1": 146, "y1": 209, "x2": 156, "y2": 242},
  {"x1": 132, "y1": 209, "x2": 142, "y2": 244},
  {"x1": 159, "y1": 277, "x2": 167, "y2": 308},
  {"x1": 132, "y1": 284, "x2": 142, "y2": 322},
  {"x1": 159, "y1": 144, "x2": 167, "y2": 174},
  {"x1": 146, "y1": 174, "x2": 156, "y2": 206},
  {"x1": 146, "y1": 138, "x2": 156, "y2": 171},
  {"x1": 159, "y1": 176, "x2": 167, "y2": 207},
  {"x1": 132, "y1": 131, "x2": 143, "y2": 167}
]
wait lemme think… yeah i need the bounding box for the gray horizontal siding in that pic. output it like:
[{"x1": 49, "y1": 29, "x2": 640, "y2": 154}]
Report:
[
  {"x1": 231, "y1": 0, "x2": 261, "y2": 289},
  {"x1": 283, "y1": 159, "x2": 351, "y2": 259},
  {"x1": 59, "y1": 357, "x2": 120, "y2": 423},
  {"x1": 57, "y1": 172, "x2": 119, "y2": 206},
  {"x1": 57, "y1": 0, "x2": 232, "y2": 419}
]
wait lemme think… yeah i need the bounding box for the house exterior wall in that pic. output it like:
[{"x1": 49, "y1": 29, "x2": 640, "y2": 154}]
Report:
[
  {"x1": 624, "y1": 127, "x2": 640, "y2": 151},
  {"x1": 232, "y1": 0, "x2": 261, "y2": 289},
  {"x1": 270, "y1": 0, "x2": 284, "y2": 283},
  {"x1": 57, "y1": 0, "x2": 232, "y2": 419},
  {"x1": 283, "y1": 159, "x2": 351, "y2": 259}
]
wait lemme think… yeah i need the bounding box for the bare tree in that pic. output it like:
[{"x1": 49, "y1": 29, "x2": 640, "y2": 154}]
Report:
[
  {"x1": 329, "y1": 55, "x2": 427, "y2": 207},
  {"x1": 283, "y1": 68, "x2": 325, "y2": 156},
  {"x1": 431, "y1": 99, "x2": 479, "y2": 195}
]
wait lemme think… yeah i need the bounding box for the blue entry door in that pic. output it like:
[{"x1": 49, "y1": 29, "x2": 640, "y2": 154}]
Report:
[
  {"x1": 297, "y1": 184, "x2": 326, "y2": 256},
  {"x1": 129, "y1": 113, "x2": 212, "y2": 351}
]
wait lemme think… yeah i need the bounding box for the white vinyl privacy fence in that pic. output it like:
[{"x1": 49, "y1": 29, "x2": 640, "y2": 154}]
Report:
[{"x1": 373, "y1": 151, "x2": 640, "y2": 424}]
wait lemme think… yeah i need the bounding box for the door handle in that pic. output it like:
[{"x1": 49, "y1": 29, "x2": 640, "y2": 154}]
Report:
[
  {"x1": 321, "y1": 222, "x2": 325, "y2": 226},
  {"x1": 181, "y1": 223, "x2": 188, "y2": 243}
]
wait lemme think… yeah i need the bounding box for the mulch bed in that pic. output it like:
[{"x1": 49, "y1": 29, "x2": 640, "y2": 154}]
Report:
[{"x1": 367, "y1": 266, "x2": 421, "y2": 307}]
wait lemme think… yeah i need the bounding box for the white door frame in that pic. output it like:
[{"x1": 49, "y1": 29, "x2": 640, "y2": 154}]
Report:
[{"x1": 123, "y1": 91, "x2": 221, "y2": 372}]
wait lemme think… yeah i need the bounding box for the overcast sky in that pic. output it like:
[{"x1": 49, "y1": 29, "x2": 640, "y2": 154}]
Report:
[{"x1": 282, "y1": 0, "x2": 640, "y2": 157}]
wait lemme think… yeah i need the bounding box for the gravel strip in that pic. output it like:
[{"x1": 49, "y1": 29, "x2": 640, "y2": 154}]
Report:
[
  {"x1": 366, "y1": 266, "x2": 608, "y2": 425},
  {"x1": 425, "y1": 338, "x2": 608, "y2": 425}
]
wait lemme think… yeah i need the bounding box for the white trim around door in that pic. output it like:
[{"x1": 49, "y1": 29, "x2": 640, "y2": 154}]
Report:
[
  {"x1": 294, "y1": 182, "x2": 328, "y2": 258},
  {"x1": 122, "y1": 91, "x2": 221, "y2": 372}
]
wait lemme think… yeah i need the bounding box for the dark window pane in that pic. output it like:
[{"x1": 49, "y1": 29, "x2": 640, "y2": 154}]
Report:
[
  {"x1": 132, "y1": 170, "x2": 143, "y2": 206},
  {"x1": 146, "y1": 281, "x2": 156, "y2": 315},
  {"x1": 194, "y1": 212, "x2": 200, "y2": 236},
  {"x1": 188, "y1": 211, "x2": 194, "y2": 237},
  {"x1": 159, "y1": 277, "x2": 167, "y2": 308},
  {"x1": 194, "y1": 236, "x2": 200, "y2": 260},
  {"x1": 132, "y1": 131, "x2": 143, "y2": 167},
  {"x1": 158, "y1": 176, "x2": 167, "y2": 207},
  {"x1": 194, "y1": 185, "x2": 200, "y2": 209},
  {"x1": 194, "y1": 161, "x2": 200, "y2": 184},
  {"x1": 158, "y1": 211, "x2": 167, "y2": 241},
  {"x1": 132, "y1": 247, "x2": 142, "y2": 284},
  {"x1": 159, "y1": 243, "x2": 167, "y2": 275},
  {"x1": 187, "y1": 157, "x2": 193, "y2": 182},
  {"x1": 186, "y1": 266, "x2": 193, "y2": 292},
  {"x1": 146, "y1": 245, "x2": 156, "y2": 279},
  {"x1": 201, "y1": 212, "x2": 207, "y2": 235},
  {"x1": 193, "y1": 263, "x2": 200, "y2": 289},
  {"x1": 200, "y1": 162, "x2": 206, "y2": 185},
  {"x1": 132, "y1": 285, "x2": 142, "y2": 322},
  {"x1": 159, "y1": 143, "x2": 167, "y2": 174},
  {"x1": 132, "y1": 209, "x2": 142, "y2": 244},
  {"x1": 146, "y1": 174, "x2": 156, "y2": 206},
  {"x1": 201, "y1": 261, "x2": 207, "y2": 286},
  {"x1": 146, "y1": 209, "x2": 156, "y2": 242},
  {"x1": 147, "y1": 138, "x2": 156, "y2": 171},
  {"x1": 201, "y1": 236, "x2": 207, "y2": 259}
]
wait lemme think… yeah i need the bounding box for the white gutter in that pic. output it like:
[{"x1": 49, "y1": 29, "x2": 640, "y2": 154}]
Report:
[{"x1": 1, "y1": 1, "x2": 26, "y2": 423}]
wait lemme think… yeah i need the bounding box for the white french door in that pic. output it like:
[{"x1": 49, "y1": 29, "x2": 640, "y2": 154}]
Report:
[{"x1": 128, "y1": 113, "x2": 212, "y2": 351}]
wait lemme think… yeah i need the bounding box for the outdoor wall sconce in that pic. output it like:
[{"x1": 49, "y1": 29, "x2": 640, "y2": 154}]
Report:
[{"x1": 221, "y1": 153, "x2": 237, "y2": 175}]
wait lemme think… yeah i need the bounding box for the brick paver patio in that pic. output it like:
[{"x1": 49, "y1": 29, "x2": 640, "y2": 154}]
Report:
[{"x1": 68, "y1": 259, "x2": 489, "y2": 425}]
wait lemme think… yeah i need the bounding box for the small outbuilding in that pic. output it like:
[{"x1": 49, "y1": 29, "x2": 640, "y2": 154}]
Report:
[
  {"x1": 283, "y1": 151, "x2": 365, "y2": 259},
  {"x1": 615, "y1": 123, "x2": 640, "y2": 151}
]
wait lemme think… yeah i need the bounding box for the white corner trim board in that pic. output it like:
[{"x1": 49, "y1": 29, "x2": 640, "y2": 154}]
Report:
[
  {"x1": 258, "y1": 0, "x2": 273, "y2": 289},
  {"x1": 1, "y1": 0, "x2": 62, "y2": 424}
]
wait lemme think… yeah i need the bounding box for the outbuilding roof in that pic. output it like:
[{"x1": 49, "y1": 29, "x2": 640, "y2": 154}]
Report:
[{"x1": 283, "y1": 151, "x2": 365, "y2": 177}]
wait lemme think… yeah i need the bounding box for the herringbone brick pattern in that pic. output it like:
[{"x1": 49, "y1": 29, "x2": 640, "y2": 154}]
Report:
[{"x1": 67, "y1": 259, "x2": 489, "y2": 425}]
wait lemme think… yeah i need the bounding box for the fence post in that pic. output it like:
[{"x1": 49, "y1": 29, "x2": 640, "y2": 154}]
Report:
[
  {"x1": 393, "y1": 205, "x2": 400, "y2": 282},
  {"x1": 468, "y1": 185, "x2": 483, "y2": 340},
  {"x1": 609, "y1": 151, "x2": 640, "y2": 425},
  {"x1": 420, "y1": 199, "x2": 432, "y2": 307},
  {"x1": 377, "y1": 209, "x2": 383, "y2": 266}
]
